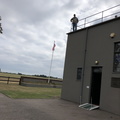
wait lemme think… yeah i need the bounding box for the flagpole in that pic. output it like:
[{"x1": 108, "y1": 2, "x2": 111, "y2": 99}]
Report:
[{"x1": 48, "y1": 41, "x2": 56, "y2": 83}]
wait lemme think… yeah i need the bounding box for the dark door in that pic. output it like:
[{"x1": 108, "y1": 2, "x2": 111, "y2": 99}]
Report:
[{"x1": 90, "y1": 67, "x2": 102, "y2": 105}]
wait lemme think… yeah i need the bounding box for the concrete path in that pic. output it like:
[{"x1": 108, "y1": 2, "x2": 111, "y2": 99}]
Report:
[{"x1": 0, "y1": 93, "x2": 119, "y2": 120}]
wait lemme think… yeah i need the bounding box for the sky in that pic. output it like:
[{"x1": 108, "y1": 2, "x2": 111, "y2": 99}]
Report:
[{"x1": 0, "y1": 0, "x2": 120, "y2": 78}]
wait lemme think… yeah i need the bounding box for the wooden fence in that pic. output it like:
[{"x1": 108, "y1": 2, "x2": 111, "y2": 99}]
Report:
[
  {"x1": 0, "y1": 76, "x2": 20, "y2": 84},
  {"x1": 0, "y1": 76, "x2": 63, "y2": 88},
  {"x1": 19, "y1": 76, "x2": 63, "y2": 88}
]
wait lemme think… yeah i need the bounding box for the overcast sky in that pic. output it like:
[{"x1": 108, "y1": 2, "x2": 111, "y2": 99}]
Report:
[{"x1": 0, "y1": 0, "x2": 120, "y2": 78}]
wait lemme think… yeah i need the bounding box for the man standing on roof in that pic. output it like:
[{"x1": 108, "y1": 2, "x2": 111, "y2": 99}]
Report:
[{"x1": 70, "y1": 14, "x2": 79, "y2": 31}]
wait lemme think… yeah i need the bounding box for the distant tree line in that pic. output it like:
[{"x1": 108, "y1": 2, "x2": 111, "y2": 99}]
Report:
[
  {"x1": 0, "y1": 71, "x2": 61, "y2": 79},
  {"x1": 33, "y1": 74, "x2": 59, "y2": 79},
  {"x1": 34, "y1": 74, "x2": 47, "y2": 77}
]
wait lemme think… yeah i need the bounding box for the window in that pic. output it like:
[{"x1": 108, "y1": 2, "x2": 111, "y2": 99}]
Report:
[
  {"x1": 77, "y1": 68, "x2": 82, "y2": 80},
  {"x1": 114, "y1": 42, "x2": 120, "y2": 72}
]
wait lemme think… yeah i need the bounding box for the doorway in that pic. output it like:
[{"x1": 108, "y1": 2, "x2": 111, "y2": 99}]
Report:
[{"x1": 90, "y1": 67, "x2": 102, "y2": 105}]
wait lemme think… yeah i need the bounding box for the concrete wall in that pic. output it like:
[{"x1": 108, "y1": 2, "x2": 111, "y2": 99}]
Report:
[
  {"x1": 61, "y1": 29, "x2": 87, "y2": 103},
  {"x1": 61, "y1": 17, "x2": 120, "y2": 115}
]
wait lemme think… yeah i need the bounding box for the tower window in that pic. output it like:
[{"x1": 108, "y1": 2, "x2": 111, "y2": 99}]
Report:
[
  {"x1": 114, "y1": 42, "x2": 120, "y2": 72},
  {"x1": 77, "y1": 68, "x2": 82, "y2": 80}
]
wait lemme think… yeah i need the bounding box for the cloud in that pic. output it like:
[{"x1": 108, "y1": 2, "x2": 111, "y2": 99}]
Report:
[{"x1": 0, "y1": 0, "x2": 120, "y2": 78}]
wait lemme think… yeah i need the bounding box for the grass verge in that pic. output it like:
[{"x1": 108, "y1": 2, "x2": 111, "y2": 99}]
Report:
[{"x1": 0, "y1": 83, "x2": 61, "y2": 99}]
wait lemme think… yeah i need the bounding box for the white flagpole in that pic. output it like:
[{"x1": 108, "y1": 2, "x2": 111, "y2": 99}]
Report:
[{"x1": 48, "y1": 41, "x2": 55, "y2": 83}]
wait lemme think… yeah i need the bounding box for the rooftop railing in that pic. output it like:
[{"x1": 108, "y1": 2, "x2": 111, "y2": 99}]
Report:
[{"x1": 76, "y1": 4, "x2": 120, "y2": 30}]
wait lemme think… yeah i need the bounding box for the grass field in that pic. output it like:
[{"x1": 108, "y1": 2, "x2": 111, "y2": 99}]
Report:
[
  {"x1": 0, "y1": 72, "x2": 62, "y2": 80},
  {"x1": 0, "y1": 72, "x2": 62, "y2": 99},
  {"x1": 0, "y1": 83, "x2": 61, "y2": 99},
  {"x1": 0, "y1": 72, "x2": 62, "y2": 82},
  {"x1": 0, "y1": 72, "x2": 22, "y2": 78}
]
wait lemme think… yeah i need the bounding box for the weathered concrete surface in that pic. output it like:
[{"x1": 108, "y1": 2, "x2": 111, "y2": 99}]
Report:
[{"x1": 0, "y1": 93, "x2": 119, "y2": 120}]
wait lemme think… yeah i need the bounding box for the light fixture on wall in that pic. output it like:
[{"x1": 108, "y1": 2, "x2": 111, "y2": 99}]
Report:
[
  {"x1": 110, "y1": 33, "x2": 115, "y2": 38},
  {"x1": 95, "y1": 61, "x2": 99, "y2": 65}
]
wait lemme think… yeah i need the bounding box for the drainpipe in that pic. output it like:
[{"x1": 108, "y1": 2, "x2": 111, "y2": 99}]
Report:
[{"x1": 80, "y1": 28, "x2": 89, "y2": 104}]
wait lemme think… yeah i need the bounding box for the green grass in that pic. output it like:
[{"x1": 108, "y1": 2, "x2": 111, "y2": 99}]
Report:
[
  {"x1": 0, "y1": 83, "x2": 61, "y2": 99},
  {"x1": 0, "y1": 72, "x2": 21, "y2": 78}
]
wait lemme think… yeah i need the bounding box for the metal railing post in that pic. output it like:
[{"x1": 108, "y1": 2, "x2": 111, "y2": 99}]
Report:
[
  {"x1": 84, "y1": 18, "x2": 86, "y2": 28},
  {"x1": 101, "y1": 11, "x2": 104, "y2": 22},
  {"x1": 0, "y1": 16, "x2": 3, "y2": 34}
]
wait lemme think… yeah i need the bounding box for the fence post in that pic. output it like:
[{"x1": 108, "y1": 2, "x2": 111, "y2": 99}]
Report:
[
  {"x1": 19, "y1": 77, "x2": 22, "y2": 85},
  {"x1": 7, "y1": 77, "x2": 10, "y2": 84}
]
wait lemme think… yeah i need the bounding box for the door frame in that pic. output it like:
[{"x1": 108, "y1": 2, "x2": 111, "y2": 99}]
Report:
[{"x1": 89, "y1": 66, "x2": 102, "y2": 105}]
